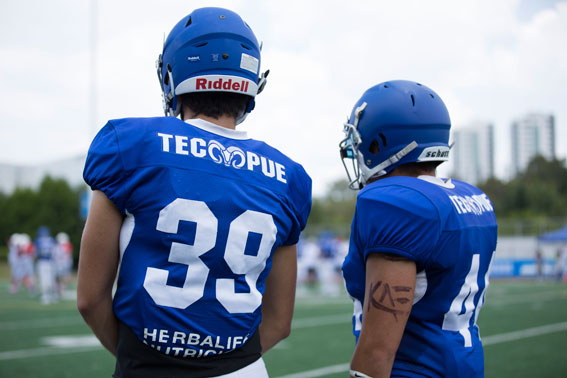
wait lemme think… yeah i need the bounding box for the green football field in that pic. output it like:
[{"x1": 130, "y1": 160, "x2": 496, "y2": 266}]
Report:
[{"x1": 0, "y1": 267, "x2": 566, "y2": 378}]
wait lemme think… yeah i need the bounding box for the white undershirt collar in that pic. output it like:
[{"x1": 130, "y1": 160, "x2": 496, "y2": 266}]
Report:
[
  {"x1": 418, "y1": 175, "x2": 455, "y2": 189},
  {"x1": 185, "y1": 118, "x2": 249, "y2": 140}
]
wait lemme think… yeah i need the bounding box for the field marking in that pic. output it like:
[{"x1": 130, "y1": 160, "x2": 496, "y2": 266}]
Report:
[
  {"x1": 482, "y1": 321, "x2": 567, "y2": 345},
  {"x1": 0, "y1": 316, "x2": 84, "y2": 331},
  {"x1": 0, "y1": 345, "x2": 102, "y2": 361},
  {"x1": 273, "y1": 321, "x2": 567, "y2": 378},
  {"x1": 485, "y1": 290, "x2": 567, "y2": 306},
  {"x1": 42, "y1": 335, "x2": 100, "y2": 348}
]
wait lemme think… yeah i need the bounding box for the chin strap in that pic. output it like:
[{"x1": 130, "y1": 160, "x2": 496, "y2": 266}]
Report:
[
  {"x1": 361, "y1": 141, "x2": 418, "y2": 183},
  {"x1": 257, "y1": 69, "x2": 269, "y2": 94},
  {"x1": 236, "y1": 69, "x2": 270, "y2": 125}
]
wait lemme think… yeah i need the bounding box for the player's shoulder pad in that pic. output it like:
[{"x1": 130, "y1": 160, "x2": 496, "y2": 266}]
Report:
[
  {"x1": 358, "y1": 176, "x2": 439, "y2": 220},
  {"x1": 252, "y1": 139, "x2": 312, "y2": 232}
]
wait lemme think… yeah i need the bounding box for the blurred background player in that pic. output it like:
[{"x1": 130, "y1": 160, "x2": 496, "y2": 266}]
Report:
[
  {"x1": 19, "y1": 233, "x2": 36, "y2": 294},
  {"x1": 8, "y1": 234, "x2": 24, "y2": 293},
  {"x1": 77, "y1": 7, "x2": 311, "y2": 378},
  {"x1": 35, "y1": 226, "x2": 58, "y2": 304},
  {"x1": 556, "y1": 244, "x2": 567, "y2": 284},
  {"x1": 54, "y1": 232, "x2": 73, "y2": 295},
  {"x1": 296, "y1": 236, "x2": 320, "y2": 290},
  {"x1": 340, "y1": 80, "x2": 498, "y2": 378}
]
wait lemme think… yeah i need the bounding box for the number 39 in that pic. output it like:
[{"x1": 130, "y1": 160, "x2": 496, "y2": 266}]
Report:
[{"x1": 143, "y1": 198, "x2": 277, "y2": 313}]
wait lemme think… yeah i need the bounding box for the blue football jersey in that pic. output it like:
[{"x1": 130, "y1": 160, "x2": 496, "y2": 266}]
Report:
[
  {"x1": 83, "y1": 117, "x2": 311, "y2": 358},
  {"x1": 342, "y1": 176, "x2": 497, "y2": 378},
  {"x1": 36, "y1": 236, "x2": 56, "y2": 260}
]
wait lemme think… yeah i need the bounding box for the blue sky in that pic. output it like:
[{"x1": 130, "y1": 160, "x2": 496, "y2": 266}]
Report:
[{"x1": 1, "y1": 0, "x2": 566, "y2": 195}]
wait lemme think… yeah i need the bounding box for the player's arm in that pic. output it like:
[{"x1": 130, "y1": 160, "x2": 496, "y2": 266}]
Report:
[
  {"x1": 77, "y1": 190, "x2": 123, "y2": 356},
  {"x1": 349, "y1": 253, "x2": 416, "y2": 378},
  {"x1": 259, "y1": 244, "x2": 297, "y2": 354}
]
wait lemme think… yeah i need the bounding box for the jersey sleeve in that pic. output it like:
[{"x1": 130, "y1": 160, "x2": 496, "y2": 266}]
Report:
[
  {"x1": 83, "y1": 121, "x2": 128, "y2": 213},
  {"x1": 353, "y1": 185, "x2": 441, "y2": 267},
  {"x1": 282, "y1": 164, "x2": 312, "y2": 246}
]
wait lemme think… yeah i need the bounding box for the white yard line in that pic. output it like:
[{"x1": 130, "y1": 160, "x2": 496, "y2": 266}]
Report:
[
  {"x1": 482, "y1": 321, "x2": 567, "y2": 345},
  {"x1": 0, "y1": 345, "x2": 102, "y2": 361},
  {"x1": 484, "y1": 290, "x2": 567, "y2": 306},
  {"x1": 0, "y1": 316, "x2": 83, "y2": 331}
]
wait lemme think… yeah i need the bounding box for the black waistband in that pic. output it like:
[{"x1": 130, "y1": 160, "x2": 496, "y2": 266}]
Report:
[{"x1": 113, "y1": 321, "x2": 262, "y2": 378}]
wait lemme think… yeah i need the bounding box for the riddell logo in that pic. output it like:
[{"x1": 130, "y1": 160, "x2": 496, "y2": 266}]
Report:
[{"x1": 195, "y1": 78, "x2": 249, "y2": 93}]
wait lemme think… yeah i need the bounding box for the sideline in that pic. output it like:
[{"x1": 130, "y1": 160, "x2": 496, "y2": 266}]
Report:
[{"x1": 273, "y1": 321, "x2": 567, "y2": 378}]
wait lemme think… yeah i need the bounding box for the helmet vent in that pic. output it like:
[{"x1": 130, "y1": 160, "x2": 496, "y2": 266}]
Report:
[
  {"x1": 384, "y1": 84, "x2": 389, "y2": 88},
  {"x1": 241, "y1": 44, "x2": 251, "y2": 50},
  {"x1": 369, "y1": 139, "x2": 380, "y2": 154},
  {"x1": 411, "y1": 94, "x2": 415, "y2": 106},
  {"x1": 429, "y1": 93, "x2": 435, "y2": 99},
  {"x1": 379, "y1": 133, "x2": 387, "y2": 146},
  {"x1": 194, "y1": 42, "x2": 208, "y2": 48},
  {"x1": 185, "y1": 17, "x2": 192, "y2": 27}
]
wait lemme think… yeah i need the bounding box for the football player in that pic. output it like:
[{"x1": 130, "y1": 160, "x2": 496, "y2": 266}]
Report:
[
  {"x1": 77, "y1": 8, "x2": 311, "y2": 378},
  {"x1": 36, "y1": 226, "x2": 58, "y2": 304},
  {"x1": 54, "y1": 232, "x2": 73, "y2": 294},
  {"x1": 8, "y1": 233, "x2": 24, "y2": 294},
  {"x1": 339, "y1": 80, "x2": 497, "y2": 378}
]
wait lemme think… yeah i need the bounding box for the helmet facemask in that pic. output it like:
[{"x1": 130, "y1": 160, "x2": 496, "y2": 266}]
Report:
[
  {"x1": 340, "y1": 101, "x2": 419, "y2": 190},
  {"x1": 339, "y1": 103, "x2": 365, "y2": 190}
]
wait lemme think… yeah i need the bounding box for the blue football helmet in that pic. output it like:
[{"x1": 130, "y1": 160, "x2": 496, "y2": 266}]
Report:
[
  {"x1": 157, "y1": 7, "x2": 268, "y2": 123},
  {"x1": 339, "y1": 80, "x2": 451, "y2": 189}
]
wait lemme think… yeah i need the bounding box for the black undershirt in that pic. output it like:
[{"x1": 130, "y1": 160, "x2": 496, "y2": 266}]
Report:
[{"x1": 113, "y1": 322, "x2": 262, "y2": 378}]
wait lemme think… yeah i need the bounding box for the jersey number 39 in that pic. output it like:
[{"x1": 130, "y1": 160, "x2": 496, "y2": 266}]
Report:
[{"x1": 143, "y1": 198, "x2": 277, "y2": 313}]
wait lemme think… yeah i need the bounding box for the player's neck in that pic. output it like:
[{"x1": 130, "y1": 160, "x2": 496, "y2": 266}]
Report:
[
  {"x1": 372, "y1": 167, "x2": 436, "y2": 183},
  {"x1": 182, "y1": 113, "x2": 236, "y2": 130}
]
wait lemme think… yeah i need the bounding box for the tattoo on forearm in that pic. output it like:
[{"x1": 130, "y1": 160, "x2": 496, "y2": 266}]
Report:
[{"x1": 367, "y1": 281, "x2": 412, "y2": 321}]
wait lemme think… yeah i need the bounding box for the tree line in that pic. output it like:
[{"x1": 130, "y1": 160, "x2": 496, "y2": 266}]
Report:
[
  {"x1": 0, "y1": 177, "x2": 85, "y2": 262},
  {"x1": 0, "y1": 155, "x2": 565, "y2": 264},
  {"x1": 306, "y1": 156, "x2": 567, "y2": 237}
]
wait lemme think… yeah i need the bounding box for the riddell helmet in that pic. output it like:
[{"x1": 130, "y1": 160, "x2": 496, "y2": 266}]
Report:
[
  {"x1": 339, "y1": 80, "x2": 451, "y2": 189},
  {"x1": 157, "y1": 7, "x2": 268, "y2": 123}
]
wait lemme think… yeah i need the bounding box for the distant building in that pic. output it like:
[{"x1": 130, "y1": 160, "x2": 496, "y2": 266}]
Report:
[
  {"x1": 451, "y1": 122, "x2": 495, "y2": 185},
  {"x1": 511, "y1": 113, "x2": 555, "y2": 175},
  {"x1": 0, "y1": 155, "x2": 86, "y2": 194}
]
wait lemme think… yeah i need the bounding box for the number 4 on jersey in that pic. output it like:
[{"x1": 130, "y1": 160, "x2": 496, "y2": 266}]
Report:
[{"x1": 442, "y1": 253, "x2": 493, "y2": 347}]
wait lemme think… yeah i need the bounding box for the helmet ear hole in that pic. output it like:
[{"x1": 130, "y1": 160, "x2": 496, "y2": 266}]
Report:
[
  {"x1": 164, "y1": 64, "x2": 172, "y2": 85},
  {"x1": 369, "y1": 139, "x2": 380, "y2": 154}
]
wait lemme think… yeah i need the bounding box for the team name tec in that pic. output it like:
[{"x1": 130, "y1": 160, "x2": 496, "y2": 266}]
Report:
[{"x1": 157, "y1": 132, "x2": 287, "y2": 183}]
